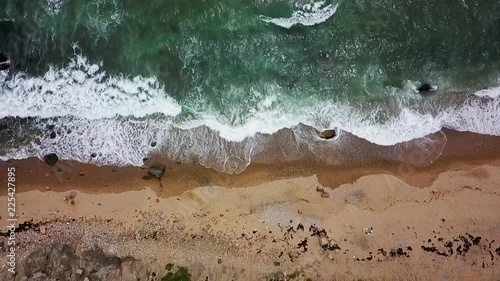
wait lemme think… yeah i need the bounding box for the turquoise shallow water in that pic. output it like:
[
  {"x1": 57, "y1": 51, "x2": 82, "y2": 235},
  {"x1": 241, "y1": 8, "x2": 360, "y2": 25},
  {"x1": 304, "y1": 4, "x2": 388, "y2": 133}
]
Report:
[{"x1": 1, "y1": 0, "x2": 500, "y2": 172}]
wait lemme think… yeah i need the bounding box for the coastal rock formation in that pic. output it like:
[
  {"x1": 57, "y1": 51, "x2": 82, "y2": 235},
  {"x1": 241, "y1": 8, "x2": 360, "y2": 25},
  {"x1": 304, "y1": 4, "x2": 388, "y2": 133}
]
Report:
[
  {"x1": 0, "y1": 53, "x2": 9, "y2": 70},
  {"x1": 43, "y1": 153, "x2": 59, "y2": 166},
  {"x1": 418, "y1": 83, "x2": 437, "y2": 95},
  {"x1": 319, "y1": 129, "x2": 337, "y2": 139},
  {"x1": 17, "y1": 243, "x2": 147, "y2": 281},
  {"x1": 148, "y1": 163, "x2": 166, "y2": 178}
]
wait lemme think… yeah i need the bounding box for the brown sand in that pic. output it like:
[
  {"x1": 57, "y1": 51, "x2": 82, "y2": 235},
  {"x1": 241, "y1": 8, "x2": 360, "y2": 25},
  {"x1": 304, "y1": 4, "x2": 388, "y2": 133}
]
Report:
[{"x1": 0, "y1": 131, "x2": 500, "y2": 280}]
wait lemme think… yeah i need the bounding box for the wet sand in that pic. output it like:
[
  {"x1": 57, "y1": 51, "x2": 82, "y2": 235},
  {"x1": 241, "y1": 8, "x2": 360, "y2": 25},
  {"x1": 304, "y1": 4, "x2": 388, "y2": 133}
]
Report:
[{"x1": 0, "y1": 130, "x2": 500, "y2": 280}]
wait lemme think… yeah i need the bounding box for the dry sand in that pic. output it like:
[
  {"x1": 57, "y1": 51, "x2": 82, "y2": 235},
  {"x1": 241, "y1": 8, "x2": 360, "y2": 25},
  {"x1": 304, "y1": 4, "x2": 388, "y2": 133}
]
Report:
[{"x1": 1, "y1": 132, "x2": 500, "y2": 280}]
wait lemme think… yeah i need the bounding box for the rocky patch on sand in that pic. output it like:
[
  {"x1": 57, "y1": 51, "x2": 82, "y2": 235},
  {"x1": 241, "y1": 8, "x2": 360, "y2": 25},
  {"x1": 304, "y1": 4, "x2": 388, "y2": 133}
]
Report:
[{"x1": 17, "y1": 243, "x2": 150, "y2": 281}]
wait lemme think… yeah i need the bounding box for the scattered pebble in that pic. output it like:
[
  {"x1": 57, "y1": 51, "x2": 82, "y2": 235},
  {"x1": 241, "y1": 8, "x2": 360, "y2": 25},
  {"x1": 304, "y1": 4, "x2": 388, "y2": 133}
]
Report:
[
  {"x1": 363, "y1": 227, "x2": 374, "y2": 235},
  {"x1": 288, "y1": 251, "x2": 300, "y2": 262},
  {"x1": 67, "y1": 191, "x2": 77, "y2": 200},
  {"x1": 316, "y1": 186, "x2": 330, "y2": 198}
]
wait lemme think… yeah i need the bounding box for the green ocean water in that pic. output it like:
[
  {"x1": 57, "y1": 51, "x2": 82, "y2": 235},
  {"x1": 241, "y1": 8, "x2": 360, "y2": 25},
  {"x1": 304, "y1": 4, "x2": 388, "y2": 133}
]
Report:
[
  {"x1": 3, "y1": 0, "x2": 500, "y2": 102},
  {"x1": 1, "y1": 0, "x2": 500, "y2": 172}
]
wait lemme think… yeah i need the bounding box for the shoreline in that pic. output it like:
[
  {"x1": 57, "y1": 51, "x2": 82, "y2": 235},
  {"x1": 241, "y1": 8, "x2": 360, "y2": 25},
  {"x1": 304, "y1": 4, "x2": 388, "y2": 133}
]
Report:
[{"x1": 2, "y1": 129, "x2": 500, "y2": 197}]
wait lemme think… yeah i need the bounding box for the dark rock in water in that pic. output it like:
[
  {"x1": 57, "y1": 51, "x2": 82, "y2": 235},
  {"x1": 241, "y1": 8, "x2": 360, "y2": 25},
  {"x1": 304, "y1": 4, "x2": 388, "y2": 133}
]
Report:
[
  {"x1": 0, "y1": 53, "x2": 9, "y2": 70},
  {"x1": 319, "y1": 50, "x2": 330, "y2": 60},
  {"x1": 49, "y1": 131, "x2": 57, "y2": 139},
  {"x1": 319, "y1": 129, "x2": 337, "y2": 139},
  {"x1": 148, "y1": 163, "x2": 166, "y2": 179},
  {"x1": 43, "y1": 153, "x2": 59, "y2": 166},
  {"x1": 0, "y1": 119, "x2": 7, "y2": 130},
  {"x1": 151, "y1": 141, "x2": 157, "y2": 147},
  {"x1": 90, "y1": 153, "x2": 97, "y2": 158},
  {"x1": 0, "y1": 63, "x2": 9, "y2": 71},
  {"x1": 418, "y1": 83, "x2": 437, "y2": 95},
  {"x1": 418, "y1": 83, "x2": 432, "y2": 92}
]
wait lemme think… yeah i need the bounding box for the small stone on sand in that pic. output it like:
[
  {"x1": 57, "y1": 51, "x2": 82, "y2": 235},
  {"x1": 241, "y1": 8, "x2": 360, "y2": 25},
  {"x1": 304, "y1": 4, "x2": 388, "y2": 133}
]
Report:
[
  {"x1": 148, "y1": 163, "x2": 166, "y2": 179},
  {"x1": 288, "y1": 251, "x2": 300, "y2": 262},
  {"x1": 319, "y1": 129, "x2": 337, "y2": 139},
  {"x1": 67, "y1": 191, "x2": 77, "y2": 199},
  {"x1": 319, "y1": 237, "x2": 329, "y2": 249},
  {"x1": 43, "y1": 153, "x2": 59, "y2": 166}
]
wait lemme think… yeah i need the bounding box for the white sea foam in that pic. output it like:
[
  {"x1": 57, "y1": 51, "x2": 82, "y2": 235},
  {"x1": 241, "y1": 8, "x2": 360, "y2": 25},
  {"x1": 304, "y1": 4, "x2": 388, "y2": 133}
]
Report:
[
  {"x1": 260, "y1": 1, "x2": 338, "y2": 29},
  {"x1": 45, "y1": 0, "x2": 66, "y2": 15},
  {"x1": 177, "y1": 92, "x2": 500, "y2": 146},
  {"x1": 0, "y1": 55, "x2": 182, "y2": 119},
  {"x1": 2, "y1": 93, "x2": 498, "y2": 172},
  {"x1": 474, "y1": 85, "x2": 500, "y2": 98}
]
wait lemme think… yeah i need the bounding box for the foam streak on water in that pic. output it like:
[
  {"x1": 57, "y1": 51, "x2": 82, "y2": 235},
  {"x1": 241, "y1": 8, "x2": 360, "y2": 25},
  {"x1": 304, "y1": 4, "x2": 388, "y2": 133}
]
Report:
[{"x1": 260, "y1": 1, "x2": 339, "y2": 28}]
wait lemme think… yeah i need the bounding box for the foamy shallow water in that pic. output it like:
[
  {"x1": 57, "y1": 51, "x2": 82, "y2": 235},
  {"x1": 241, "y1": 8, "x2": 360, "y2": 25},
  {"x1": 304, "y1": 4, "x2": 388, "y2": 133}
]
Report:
[
  {"x1": 2, "y1": 0, "x2": 500, "y2": 173},
  {"x1": 1, "y1": 55, "x2": 499, "y2": 173}
]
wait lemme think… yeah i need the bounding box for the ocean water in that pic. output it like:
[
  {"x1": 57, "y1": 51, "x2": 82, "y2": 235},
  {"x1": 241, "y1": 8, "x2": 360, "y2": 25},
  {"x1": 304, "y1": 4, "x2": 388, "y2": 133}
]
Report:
[{"x1": 1, "y1": 0, "x2": 500, "y2": 173}]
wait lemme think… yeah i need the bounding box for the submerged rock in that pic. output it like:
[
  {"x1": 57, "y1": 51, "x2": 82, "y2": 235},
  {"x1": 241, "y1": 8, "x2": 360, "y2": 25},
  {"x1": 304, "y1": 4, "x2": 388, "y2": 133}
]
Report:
[
  {"x1": 418, "y1": 83, "x2": 437, "y2": 95},
  {"x1": 0, "y1": 119, "x2": 8, "y2": 130},
  {"x1": 0, "y1": 53, "x2": 10, "y2": 70},
  {"x1": 43, "y1": 153, "x2": 59, "y2": 166},
  {"x1": 148, "y1": 163, "x2": 166, "y2": 179},
  {"x1": 319, "y1": 129, "x2": 337, "y2": 139}
]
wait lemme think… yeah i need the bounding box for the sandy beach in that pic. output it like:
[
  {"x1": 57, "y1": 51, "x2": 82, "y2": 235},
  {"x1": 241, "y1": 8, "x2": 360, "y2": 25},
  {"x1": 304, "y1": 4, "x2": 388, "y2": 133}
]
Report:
[{"x1": 1, "y1": 130, "x2": 500, "y2": 281}]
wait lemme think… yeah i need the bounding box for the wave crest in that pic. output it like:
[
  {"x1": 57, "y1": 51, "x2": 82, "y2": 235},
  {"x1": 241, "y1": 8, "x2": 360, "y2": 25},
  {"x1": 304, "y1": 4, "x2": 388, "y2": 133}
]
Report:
[{"x1": 260, "y1": 1, "x2": 338, "y2": 29}]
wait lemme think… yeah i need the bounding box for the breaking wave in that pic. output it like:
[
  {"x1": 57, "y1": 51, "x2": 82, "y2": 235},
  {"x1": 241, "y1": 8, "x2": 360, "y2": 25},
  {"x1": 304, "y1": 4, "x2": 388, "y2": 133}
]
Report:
[{"x1": 260, "y1": 1, "x2": 338, "y2": 29}]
